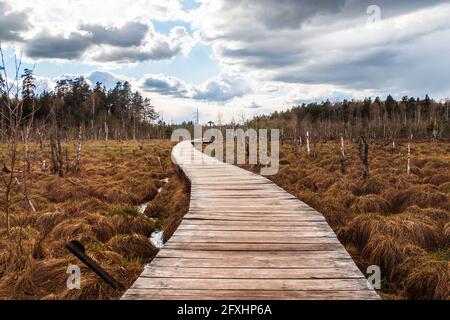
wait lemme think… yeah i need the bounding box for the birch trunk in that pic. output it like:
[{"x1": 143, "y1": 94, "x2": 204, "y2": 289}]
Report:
[
  {"x1": 306, "y1": 131, "x2": 311, "y2": 156},
  {"x1": 104, "y1": 122, "x2": 109, "y2": 141},
  {"x1": 407, "y1": 142, "x2": 411, "y2": 175},
  {"x1": 340, "y1": 135, "x2": 346, "y2": 174},
  {"x1": 76, "y1": 126, "x2": 82, "y2": 171}
]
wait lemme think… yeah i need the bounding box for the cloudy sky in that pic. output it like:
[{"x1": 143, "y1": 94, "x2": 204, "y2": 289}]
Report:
[{"x1": 1, "y1": 0, "x2": 449, "y2": 123}]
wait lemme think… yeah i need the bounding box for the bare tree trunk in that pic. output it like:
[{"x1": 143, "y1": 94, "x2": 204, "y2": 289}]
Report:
[
  {"x1": 340, "y1": 135, "x2": 346, "y2": 174},
  {"x1": 14, "y1": 177, "x2": 36, "y2": 212},
  {"x1": 446, "y1": 101, "x2": 449, "y2": 122},
  {"x1": 38, "y1": 129, "x2": 43, "y2": 150},
  {"x1": 50, "y1": 133, "x2": 64, "y2": 177},
  {"x1": 133, "y1": 114, "x2": 136, "y2": 141},
  {"x1": 91, "y1": 119, "x2": 96, "y2": 140},
  {"x1": 306, "y1": 131, "x2": 311, "y2": 156},
  {"x1": 359, "y1": 135, "x2": 369, "y2": 179},
  {"x1": 65, "y1": 148, "x2": 70, "y2": 173},
  {"x1": 91, "y1": 93, "x2": 96, "y2": 140},
  {"x1": 76, "y1": 126, "x2": 82, "y2": 172},
  {"x1": 24, "y1": 126, "x2": 31, "y2": 173},
  {"x1": 104, "y1": 121, "x2": 109, "y2": 141},
  {"x1": 1, "y1": 48, "x2": 24, "y2": 237},
  {"x1": 407, "y1": 142, "x2": 411, "y2": 175}
]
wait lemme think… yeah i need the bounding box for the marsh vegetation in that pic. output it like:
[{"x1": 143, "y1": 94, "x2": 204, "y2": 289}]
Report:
[
  {"x1": 0, "y1": 140, "x2": 189, "y2": 299},
  {"x1": 241, "y1": 140, "x2": 449, "y2": 300}
]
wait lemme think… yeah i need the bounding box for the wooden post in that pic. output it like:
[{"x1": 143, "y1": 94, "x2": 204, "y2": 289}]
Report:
[{"x1": 66, "y1": 240, "x2": 125, "y2": 290}]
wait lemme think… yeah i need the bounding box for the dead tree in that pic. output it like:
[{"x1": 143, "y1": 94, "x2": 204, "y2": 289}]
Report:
[
  {"x1": 49, "y1": 101, "x2": 64, "y2": 177},
  {"x1": 340, "y1": 135, "x2": 346, "y2": 174},
  {"x1": 358, "y1": 135, "x2": 369, "y2": 179},
  {"x1": 75, "y1": 126, "x2": 82, "y2": 172},
  {"x1": 407, "y1": 142, "x2": 411, "y2": 175},
  {"x1": 306, "y1": 131, "x2": 311, "y2": 156},
  {"x1": 0, "y1": 47, "x2": 31, "y2": 236},
  {"x1": 407, "y1": 134, "x2": 413, "y2": 175},
  {"x1": 50, "y1": 133, "x2": 64, "y2": 177},
  {"x1": 104, "y1": 120, "x2": 109, "y2": 141}
]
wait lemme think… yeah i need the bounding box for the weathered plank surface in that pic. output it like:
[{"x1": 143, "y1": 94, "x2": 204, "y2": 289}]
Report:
[{"x1": 122, "y1": 141, "x2": 380, "y2": 300}]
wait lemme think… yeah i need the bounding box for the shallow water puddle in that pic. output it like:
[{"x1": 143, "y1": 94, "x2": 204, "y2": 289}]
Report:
[
  {"x1": 138, "y1": 202, "x2": 149, "y2": 214},
  {"x1": 150, "y1": 231, "x2": 165, "y2": 249},
  {"x1": 138, "y1": 179, "x2": 168, "y2": 214}
]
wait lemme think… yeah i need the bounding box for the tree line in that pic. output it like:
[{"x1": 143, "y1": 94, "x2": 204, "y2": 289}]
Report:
[
  {"x1": 1, "y1": 69, "x2": 162, "y2": 142},
  {"x1": 247, "y1": 96, "x2": 450, "y2": 142}
]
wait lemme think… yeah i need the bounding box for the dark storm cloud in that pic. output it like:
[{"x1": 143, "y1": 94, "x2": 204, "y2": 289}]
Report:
[
  {"x1": 0, "y1": 1, "x2": 30, "y2": 41},
  {"x1": 94, "y1": 42, "x2": 184, "y2": 63},
  {"x1": 24, "y1": 22, "x2": 151, "y2": 61},
  {"x1": 237, "y1": 0, "x2": 346, "y2": 29},
  {"x1": 25, "y1": 32, "x2": 92, "y2": 59},
  {"x1": 196, "y1": 0, "x2": 450, "y2": 97},
  {"x1": 79, "y1": 22, "x2": 149, "y2": 47}
]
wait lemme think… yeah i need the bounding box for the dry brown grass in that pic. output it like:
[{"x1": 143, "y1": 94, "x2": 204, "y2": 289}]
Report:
[
  {"x1": 362, "y1": 235, "x2": 426, "y2": 279},
  {"x1": 242, "y1": 141, "x2": 450, "y2": 299},
  {"x1": 351, "y1": 195, "x2": 391, "y2": 214},
  {"x1": 387, "y1": 185, "x2": 450, "y2": 213},
  {"x1": 107, "y1": 234, "x2": 158, "y2": 262},
  {"x1": 0, "y1": 140, "x2": 189, "y2": 300},
  {"x1": 395, "y1": 255, "x2": 449, "y2": 300}
]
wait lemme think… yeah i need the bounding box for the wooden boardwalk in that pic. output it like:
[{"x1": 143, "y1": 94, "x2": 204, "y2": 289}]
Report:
[{"x1": 122, "y1": 141, "x2": 380, "y2": 300}]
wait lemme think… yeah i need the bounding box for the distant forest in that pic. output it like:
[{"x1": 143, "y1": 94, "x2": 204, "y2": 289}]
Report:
[
  {"x1": 1, "y1": 68, "x2": 166, "y2": 142},
  {"x1": 248, "y1": 96, "x2": 450, "y2": 142},
  {"x1": 1, "y1": 66, "x2": 449, "y2": 143}
]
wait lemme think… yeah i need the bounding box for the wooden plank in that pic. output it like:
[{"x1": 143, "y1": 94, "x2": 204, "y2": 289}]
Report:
[
  {"x1": 177, "y1": 224, "x2": 332, "y2": 232},
  {"x1": 184, "y1": 215, "x2": 325, "y2": 222},
  {"x1": 123, "y1": 289, "x2": 380, "y2": 300},
  {"x1": 163, "y1": 242, "x2": 344, "y2": 252},
  {"x1": 178, "y1": 220, "x2": 330, "y2": 227},
  {"x1": 130, "y1": 278, "x2": 371, "y2": 291},
  {"x1": 150, "y1": 257, "x2": 357, "y2": 269},
  {"x1": 141, "y1": 266, "x2": 364, "y2": 279},
  {"x1": 173, "y1": 230, "x2": 336, "y2": 238},
  {"x1": 122, "y1": 141, "x2": 380, "y2": 300},
  {"x1": 169, "y1": 235, "x2": 338, "y2": 243},
  {"x1": 157, "y1": 249, "x2": 351, "y2": 259}
]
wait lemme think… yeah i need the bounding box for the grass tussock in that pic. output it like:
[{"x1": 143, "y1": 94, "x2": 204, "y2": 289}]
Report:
[
  {"x1": 395, "y1": 255, "x2": 449, "y2": 300},
  {"x1": 241, "y1": 141, "x2": 450, "y2": 299},
  {"x1": 387, "y1": 185, "x2": 449, "y2": 213},
  {"x1": 362, "y1": 235, "x2": 426, "y2": 278},
  {"x1": 0, "y1": 140, "x2": 189, "y2": 300},
  {"x1": 107, "y1": 234, "x2": 158, "y2": 262},
  {"x1": 351, "y1": 195, "x2": 391, "y2": 214}
]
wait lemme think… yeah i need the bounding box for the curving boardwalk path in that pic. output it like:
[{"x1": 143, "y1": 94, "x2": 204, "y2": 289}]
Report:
[{"x1": 122, "y1": 141, "x2": 380, "y2": 300}]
